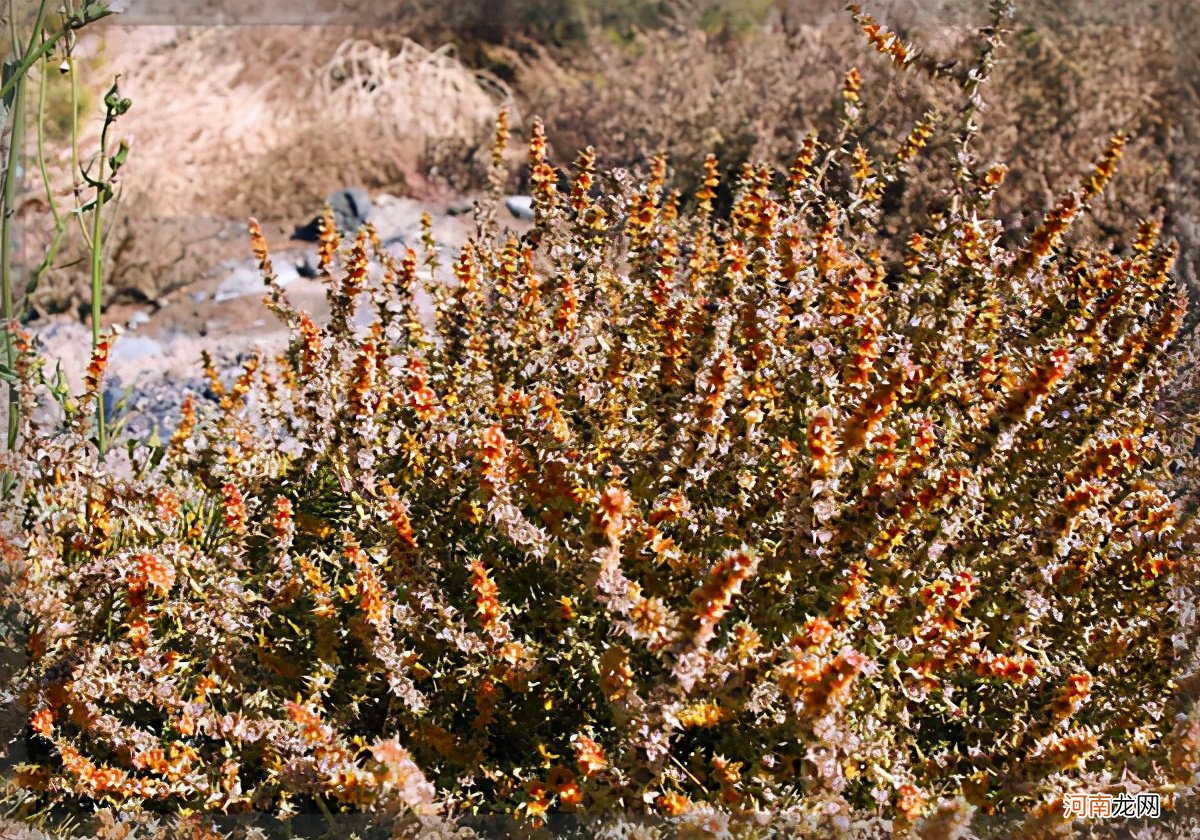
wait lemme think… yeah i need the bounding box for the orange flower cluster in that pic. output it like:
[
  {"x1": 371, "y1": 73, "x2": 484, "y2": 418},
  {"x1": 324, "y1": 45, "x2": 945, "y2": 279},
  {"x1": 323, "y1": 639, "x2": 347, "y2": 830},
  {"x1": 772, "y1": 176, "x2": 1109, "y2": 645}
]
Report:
[
  {"x1": 286, "y1": 700, "x2": 335, "y2": 743},
  {"x1": 794, "y1": 616, "x2": 835, "y2": 650},
  {"x1": 592, "y1": 483, "x2": 633, "y2": 543},
  {"x1": 546, "y1": 765, "x2": 583, "y2": 808},
  {"x1": 841, "y1": 371, "x2": 902, "y2": 454},
  {"x1": 317, "y1": 206, "x2": 340, "y2": 271},
  {"x1": 676, "y1": 701, "x2": 729, "y2": 729},
  {"x1": 786, "y1": 649, "x2": 870, "y2": 716},
  {"x1": 1051, "y1": 672, "x2": 1093, "y2": 720},
  {"x1": 697, "y1": 153, "x2": 720, "y2": 215},
  {"x1": 975, "y1": 652, "x2": 1038, "y2": 684},
  {"x1": 83, "y1": 333, "x2": 111, "y2": 395},
  {"x1": 842, "y1": 67, "x2": 863, "y2": 103},
  {"x1": 896, "y1": 783, "x2": 925, "y2": 822},
  {"x1": 31, "y1": 707, "x2": 54, "y2": 737},
  {"x1": 247, "y1": 218, "x2": 273, "y2": 277},
  {"x1": 126, "y1": 552, "x2": 175, "y2": 598},
  {"x1": 555, "y1": 274, "x2": 579, "y2": 339},
  {"x1": 168, "y1": 393, "x2": 197, "y2": 452},
  {"x1": 572, "y1": 734, "x2": 607, "y2": 779},
  {"x1": 490, "y1": 105, "x2": 509, "y2": 176},
  {"x1": 469, "y1": 558, "x2": 503, "y2": 635},
  {"x1": 656, "y1": 790, "x2": 690, "y2": 816},
  {"x1": 848, "y1": 5, "x2": 914, "y2": 66},
  {"x1": 731, "y1": 164, "x2": 780, "y2": 242},
  {"x1": 832, "y1": 562, "x2": 869, "y2": 621},
  {"x1": 378, "y1": 481, "x2": 417, "y2": 549},
  {"x1": 711, "y1": 755, "x2": 744, "y2": 807},
  {"x1": 154, "y1": 488, "x2": 180, "y2": 524},
  {"x1": 298, "y1": 312, "x2": 323, "y2": 376},
  {"x1": 529, "y1": 118, "x2": 558, "y2": 217},
  {"x1": 687, "y1": 548, "x2": 759, "y2": 648},
  {"x1": 221, "y1": 482, "x2": 248, "y2": 536},
  {"x1": 570, "y1": 147, "x2": 597, "y2": 214},
  {"x1": 478, "y1": 424, "x2": 509, "y2": 491},
  {"x1": 1081, "y1": 133, "x2": 1127, "y2": 200},
  {"x1": 270, "y1": 496, "x2": 294, "y2": 546},
  {"x1": 1036, "y1": 729, "x2": 1099, "y2": 772},
  {"x1": 402, "y1": 358, "x2": 439, "y2": 421},
  {"x1": 897, "y1": 113, "x2": 936, "y2": 163},
  {"x1": 348, "y1": 332, "x2": 380, "y2": 419},
  {"x1": 1004, "y1": 347, "x2": 1071, "y2": 421},
  {"x1": 346, "y1": 538, "x2": 386, "y2": 625},
  {"x1": 1026, "y1": 195, "x2": 1081, "y2": 266},
  {"x1": 807, "y1": 410, "x2": 839, "y2": 477}
]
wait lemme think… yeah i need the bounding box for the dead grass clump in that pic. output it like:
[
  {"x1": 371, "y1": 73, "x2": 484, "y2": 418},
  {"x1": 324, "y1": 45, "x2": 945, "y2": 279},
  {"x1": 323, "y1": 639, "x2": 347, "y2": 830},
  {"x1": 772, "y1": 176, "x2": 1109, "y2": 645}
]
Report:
[
  {"x1": 27, "y1": 24, "x2": 510, "y2": 311},
  {"x1": 104, "y1": 25, "x2": 508, "y2": 219}
]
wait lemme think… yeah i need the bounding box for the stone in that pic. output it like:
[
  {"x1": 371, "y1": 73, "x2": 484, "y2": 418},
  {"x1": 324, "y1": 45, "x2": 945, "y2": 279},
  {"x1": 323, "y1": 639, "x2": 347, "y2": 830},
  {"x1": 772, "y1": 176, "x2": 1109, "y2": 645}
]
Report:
[
  {"x1": 292, "y1": 187, "x2": 372, "y2": 241},
  {"x1": 110, "y1": 335, "x2": 163, "y2": 364},
  {"x1": 446, "y1": 197, "x2": 476, "y2": 216},
  {"x1": 504, "y1": 195, "x2": 534, "y2": 222}
]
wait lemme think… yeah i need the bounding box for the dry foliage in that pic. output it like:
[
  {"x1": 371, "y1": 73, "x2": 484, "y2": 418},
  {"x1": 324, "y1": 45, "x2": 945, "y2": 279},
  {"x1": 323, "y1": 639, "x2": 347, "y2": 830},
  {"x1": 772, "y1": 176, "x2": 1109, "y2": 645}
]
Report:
[
  {"x1": 515, "y1": 3, "x2": 1184, "y2": 265},
  {"x1": 24, "y1": 24, "x2": 510, "y2": 312},
  {"x1": 2, "y1": 6, "x2": 1199, "y2": 837}
]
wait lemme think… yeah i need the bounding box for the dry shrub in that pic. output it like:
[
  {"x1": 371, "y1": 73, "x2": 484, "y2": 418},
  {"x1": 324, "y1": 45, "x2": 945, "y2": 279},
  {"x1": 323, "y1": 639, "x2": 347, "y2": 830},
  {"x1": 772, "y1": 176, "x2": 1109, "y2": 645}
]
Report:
[
  {"x1": 515, "y1": 1, "x2": 1190, "y2": 288},
  {"x1": 100, "y1": 25, "x2": 507, "y2": 219},
  {"x1": 26, "y1": 24, "x2": 509, "y2": 311},
  {"x1": 3, "y1": 7, "x2": 1199, "y2": 836}
]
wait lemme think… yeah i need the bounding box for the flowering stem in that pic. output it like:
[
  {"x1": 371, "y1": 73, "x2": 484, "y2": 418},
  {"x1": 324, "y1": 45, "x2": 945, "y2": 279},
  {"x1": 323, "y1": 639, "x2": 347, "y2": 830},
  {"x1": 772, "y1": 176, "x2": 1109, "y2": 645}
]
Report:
[{"x1": 90, "y1": 143, "x2": 107, "y2": 459}]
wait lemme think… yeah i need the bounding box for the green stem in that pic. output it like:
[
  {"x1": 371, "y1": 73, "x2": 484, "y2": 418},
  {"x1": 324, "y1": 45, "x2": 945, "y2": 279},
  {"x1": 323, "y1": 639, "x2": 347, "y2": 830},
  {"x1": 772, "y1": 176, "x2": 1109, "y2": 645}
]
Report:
[
  {"x1": 90, "y1": 118, "x2": 106, "y2": 459},
  {"x1": 17, "y1": 43, "x2": 65, "y2": 320},
  {"x1": 36, "y1": 54, "x2": 61, "y2": 226},
  {"x1": 2, "y1": 45, "x2": 30, "y2": 456}
]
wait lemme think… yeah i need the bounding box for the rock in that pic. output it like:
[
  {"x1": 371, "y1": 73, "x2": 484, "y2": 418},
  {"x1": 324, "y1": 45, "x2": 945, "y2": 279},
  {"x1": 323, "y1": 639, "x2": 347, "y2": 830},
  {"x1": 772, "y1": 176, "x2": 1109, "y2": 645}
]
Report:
[
  {"x1": 215, "y1": 265, "x2": 265, "y2": 303},
  {"x1": 292, "y1": 187, "x2": 372, "y2": 241},
  {"x1": 296, "y1": 251, "x2": 319, "y2": 279},
  {"x1": 446, "y1": 197, "x2": 476, "y2": 216},
  {"x1": 504, "y1": 195, "x2": 535, "y2": 222},
  {"x1": 111, "y1": 335, "x2": 163, "y2": 364},
  {"x1": 215, "y1": 256, "x2": 301, "y2": 302}
]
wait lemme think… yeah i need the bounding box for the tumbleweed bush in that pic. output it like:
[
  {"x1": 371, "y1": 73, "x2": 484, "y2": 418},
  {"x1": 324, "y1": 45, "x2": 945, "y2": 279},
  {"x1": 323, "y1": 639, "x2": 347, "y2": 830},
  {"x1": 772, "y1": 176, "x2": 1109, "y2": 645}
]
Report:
[{"x1": 2, "y1": 3, "x2": 1198, "y2": 837}]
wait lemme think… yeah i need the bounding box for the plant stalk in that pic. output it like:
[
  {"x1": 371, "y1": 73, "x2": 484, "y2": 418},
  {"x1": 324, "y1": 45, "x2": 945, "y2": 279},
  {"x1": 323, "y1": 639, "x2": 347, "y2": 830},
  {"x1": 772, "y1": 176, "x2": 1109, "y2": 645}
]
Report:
[
  {"x1": 0, "y1": 82, "x2": 23, "y2": 456},
  {"x1": 1, "y1": 2, "x2": 46, "y2": 455},
  {"x1": 90, "y1": 122, "x2": 106, "y2": 459}
]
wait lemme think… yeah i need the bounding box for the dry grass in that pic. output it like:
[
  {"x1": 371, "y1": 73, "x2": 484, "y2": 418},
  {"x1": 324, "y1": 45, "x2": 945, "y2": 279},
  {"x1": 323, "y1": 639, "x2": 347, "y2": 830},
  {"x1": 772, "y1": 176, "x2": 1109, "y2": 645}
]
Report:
[
  {"x1": 83, "y1": 24, "x2": 507, "y2": 218},
  {"x1": 24, "y1": 23, "x2": 510, "y2": 312}
]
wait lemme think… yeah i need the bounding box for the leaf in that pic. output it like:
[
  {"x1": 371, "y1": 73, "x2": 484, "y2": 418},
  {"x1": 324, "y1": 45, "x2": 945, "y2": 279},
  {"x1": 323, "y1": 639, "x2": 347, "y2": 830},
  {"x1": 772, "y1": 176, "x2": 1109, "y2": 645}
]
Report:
[{"x1": 1, "y1": 57, "x2": 20, "y2": 114}]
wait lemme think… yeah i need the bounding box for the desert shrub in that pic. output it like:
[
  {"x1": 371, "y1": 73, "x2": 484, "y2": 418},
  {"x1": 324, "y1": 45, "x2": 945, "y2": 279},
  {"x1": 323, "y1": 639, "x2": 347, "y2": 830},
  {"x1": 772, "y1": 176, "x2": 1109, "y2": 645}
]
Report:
[
  {"x1": 2, "y1": 5, "x2": 1199, "y2": 837},
  {"x1": 515, "y1": 1, "x2": 1189, "y2": 286}
]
